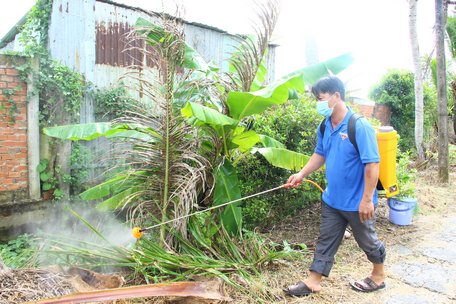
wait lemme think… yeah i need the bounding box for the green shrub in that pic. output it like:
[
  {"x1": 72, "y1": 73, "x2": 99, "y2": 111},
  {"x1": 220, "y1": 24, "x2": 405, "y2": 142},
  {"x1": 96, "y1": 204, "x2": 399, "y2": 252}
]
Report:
[
  {"x1": 0, "y1": 234, "x2": 37, "y2": 268},
  {"x1": 368, "y1": 69, "x2": 437, "y2": 152},
  {"x1": 69, "y1": 142, "x2": 92, "y2": 195},
  {"x1": 396, "y1": 150, "x2": 417, "y2": 198},
  {"x1": 92, "y1": 84, "x2": 136, "y2": 121},
  {"x1": 238, "y1": 97, "x2": 325, "y2": 229}
]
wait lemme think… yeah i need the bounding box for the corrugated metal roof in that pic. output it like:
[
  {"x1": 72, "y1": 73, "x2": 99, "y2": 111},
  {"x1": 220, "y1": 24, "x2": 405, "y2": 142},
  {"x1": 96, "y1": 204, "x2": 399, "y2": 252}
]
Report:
[
  {"x1": 96, "y1": 0, "x2": 235, "y2": 36},
  {"x1": 0, "y1": 13, "x2": 29, "y2": 49}
]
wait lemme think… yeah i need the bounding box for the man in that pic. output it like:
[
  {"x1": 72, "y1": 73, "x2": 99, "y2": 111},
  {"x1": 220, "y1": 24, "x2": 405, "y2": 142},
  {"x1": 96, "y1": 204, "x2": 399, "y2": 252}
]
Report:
[{"x1": 283, "y1": 76, "x2": 386, "y2": 296}]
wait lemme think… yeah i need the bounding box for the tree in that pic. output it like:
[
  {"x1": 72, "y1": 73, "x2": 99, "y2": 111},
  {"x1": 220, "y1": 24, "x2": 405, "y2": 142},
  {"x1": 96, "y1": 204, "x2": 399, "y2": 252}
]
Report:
[
  {"x1": 435, "y1": 0, "x2": 449, "y2": 182},
  {"x1": 409, "y1": 0, "x2": 425, "y2": 160},
  {"x1": 369, "y1": 70, "x2": 417, "y2": 151},
  {"x1": 445, "y1": 14, "x2": 456, "y2": 138}
]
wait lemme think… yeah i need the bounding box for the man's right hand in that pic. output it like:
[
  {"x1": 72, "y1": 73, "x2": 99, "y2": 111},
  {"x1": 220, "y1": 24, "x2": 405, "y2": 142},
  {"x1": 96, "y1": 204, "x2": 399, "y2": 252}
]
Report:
[{"x1": 286, "y1": 172, "x2": 304, "y2": 189}]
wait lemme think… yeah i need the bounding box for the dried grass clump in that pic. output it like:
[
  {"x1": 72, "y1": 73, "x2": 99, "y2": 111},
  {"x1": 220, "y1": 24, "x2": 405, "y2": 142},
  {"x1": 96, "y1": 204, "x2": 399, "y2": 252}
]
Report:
[{"x1": 0, "y1": 269, "x2": 74, "y2": 304}]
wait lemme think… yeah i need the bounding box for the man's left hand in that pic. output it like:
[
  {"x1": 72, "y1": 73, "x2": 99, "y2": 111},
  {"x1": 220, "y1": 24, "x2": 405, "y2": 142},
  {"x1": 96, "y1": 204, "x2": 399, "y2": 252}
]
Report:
[{"x1": 358, "y1": 199, "x2": 374, "y2": 223}]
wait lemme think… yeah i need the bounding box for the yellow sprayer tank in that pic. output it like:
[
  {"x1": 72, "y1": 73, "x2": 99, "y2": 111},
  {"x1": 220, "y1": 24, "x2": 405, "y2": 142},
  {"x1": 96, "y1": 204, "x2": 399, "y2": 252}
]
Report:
[{"x1": 376, "y1": 126, "x2": 400, "y2": 197}]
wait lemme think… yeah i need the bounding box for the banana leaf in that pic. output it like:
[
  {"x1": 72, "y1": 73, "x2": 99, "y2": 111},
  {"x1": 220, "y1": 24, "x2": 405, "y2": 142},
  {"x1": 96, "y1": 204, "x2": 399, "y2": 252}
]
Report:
[
  {"x1": 96, "y1": 186, "x2": 143, "y2": 211},
  {"x1": 231, "y1": 130, "x2": 261, "y2": 152},
  {"x1": 181, "y1": 102, "x2": 239, "y2": 127},
  {"x1": 214, "y1": 160, "x2": 242, "y2": 234},
  {"x1": 226, "y1": 83, "x2": 289, "y2": 120},
  {"x1": 272, "y1": 53, "x2": 354, "y2": 94},
  {"x1": 80, "y1": 171, "x2": 149, "y2": 200},
  {"x1": 252, "y1": 147, "x2": 311, "y2": 171},
  {"x1": 79, "y1": 175, "x2": 126, "y2": 200},
  {"x1": 258, "y1": 134, "x2": 285, "y2": 148},
  {"x1": 44, "y1": 122, "x2": 156, "y2": 142}
]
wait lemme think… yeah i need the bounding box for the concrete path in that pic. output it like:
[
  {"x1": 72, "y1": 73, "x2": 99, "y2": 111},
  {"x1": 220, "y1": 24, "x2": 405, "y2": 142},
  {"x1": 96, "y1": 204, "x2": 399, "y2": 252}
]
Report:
[
  {"x1": 277, "y1": 169, "x2": 456, "y2": 304},
  {"x1": 384, "y1": 213, "x2": 456, "y2": 304}
]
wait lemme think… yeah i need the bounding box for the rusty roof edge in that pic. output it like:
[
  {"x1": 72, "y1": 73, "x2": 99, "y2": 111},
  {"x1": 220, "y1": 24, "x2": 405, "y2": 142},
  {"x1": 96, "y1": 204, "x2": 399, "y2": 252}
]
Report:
[
  {"x1": 96, "y1": 0, "x2": 161, "y2": 19},
  {"x1": 1, "y1": 0, "x2": 278, "y2": 50},
  {"x1": 96, "y1": 0, "x2": 235, "y2": 35},
  {"x1": 95, "y1": 0, "x2": 278, "y2": 44}
]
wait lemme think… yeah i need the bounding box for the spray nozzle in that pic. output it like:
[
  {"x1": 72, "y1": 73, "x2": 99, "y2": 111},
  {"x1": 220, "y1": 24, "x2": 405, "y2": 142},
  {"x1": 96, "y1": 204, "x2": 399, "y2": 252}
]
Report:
[{"x1": 132, "y1": 227, "x2": 143, "y2": 239}]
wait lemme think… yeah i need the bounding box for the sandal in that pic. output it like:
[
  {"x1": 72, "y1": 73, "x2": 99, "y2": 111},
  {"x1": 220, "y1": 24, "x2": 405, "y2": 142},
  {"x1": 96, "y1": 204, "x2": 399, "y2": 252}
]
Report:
[
  {"x1": 350, "y1": 277, "x2": 385, "y2": 292},
  {"x1": 282, "y1": 281, "x2": 316, "y2": 296}
]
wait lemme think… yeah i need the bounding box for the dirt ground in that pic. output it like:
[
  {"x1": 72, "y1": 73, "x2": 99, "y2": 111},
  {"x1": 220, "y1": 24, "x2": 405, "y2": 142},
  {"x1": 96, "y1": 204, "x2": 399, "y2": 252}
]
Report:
[
  {"x1": 2, "y1": 162, "x2": 454, "y2": 304},
  {"x1": 233, "y1": 163, "x2": 456, "y2": 304}
]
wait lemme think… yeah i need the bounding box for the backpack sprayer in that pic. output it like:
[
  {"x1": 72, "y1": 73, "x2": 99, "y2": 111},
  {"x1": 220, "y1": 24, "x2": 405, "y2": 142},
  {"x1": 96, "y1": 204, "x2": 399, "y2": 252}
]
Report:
[
  {"x1": 320, "y1": 113, "x2": 400, "y2": 197},
  {"x1": 132, "y1": 179, "x2": 324, "y2": 239}
]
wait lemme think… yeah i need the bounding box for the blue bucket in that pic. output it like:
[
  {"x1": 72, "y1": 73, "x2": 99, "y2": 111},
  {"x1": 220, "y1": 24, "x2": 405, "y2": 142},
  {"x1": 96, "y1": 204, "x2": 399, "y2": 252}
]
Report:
[{"x1": 387, "y1": 197, "x2": 417, "y2": 226}]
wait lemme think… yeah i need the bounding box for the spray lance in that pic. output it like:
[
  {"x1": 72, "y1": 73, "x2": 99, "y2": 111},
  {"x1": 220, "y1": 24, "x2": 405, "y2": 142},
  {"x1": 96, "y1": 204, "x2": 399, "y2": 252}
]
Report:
[{"x1": 132, "y1": 179, "x2": 324, "y2": 239}]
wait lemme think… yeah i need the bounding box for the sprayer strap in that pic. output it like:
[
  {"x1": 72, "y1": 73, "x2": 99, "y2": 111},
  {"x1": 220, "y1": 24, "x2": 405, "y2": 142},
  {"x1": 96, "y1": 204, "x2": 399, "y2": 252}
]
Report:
[{"x1": 319, "y1": 113, "x2": 363, "y2": 154}]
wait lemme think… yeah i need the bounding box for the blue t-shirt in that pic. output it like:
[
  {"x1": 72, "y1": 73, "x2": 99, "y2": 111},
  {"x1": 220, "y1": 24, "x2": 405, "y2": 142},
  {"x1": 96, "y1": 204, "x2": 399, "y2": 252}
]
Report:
[{"x1": 315, "y1": 109, "x2": 380, "y2": 211}]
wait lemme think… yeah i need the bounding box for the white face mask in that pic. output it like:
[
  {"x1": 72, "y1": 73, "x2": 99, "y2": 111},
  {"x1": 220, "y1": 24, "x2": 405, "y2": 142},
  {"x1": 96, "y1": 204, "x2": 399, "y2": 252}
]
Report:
[{"x1": 316, "y1": 94, "x2": 336, "y2": 117}]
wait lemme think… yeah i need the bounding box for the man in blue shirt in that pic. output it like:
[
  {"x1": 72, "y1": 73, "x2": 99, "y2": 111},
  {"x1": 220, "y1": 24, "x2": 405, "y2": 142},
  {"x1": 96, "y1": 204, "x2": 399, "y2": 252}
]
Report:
[{"x1": 283, "y1": 76, "x2": 386, "y2": 296}]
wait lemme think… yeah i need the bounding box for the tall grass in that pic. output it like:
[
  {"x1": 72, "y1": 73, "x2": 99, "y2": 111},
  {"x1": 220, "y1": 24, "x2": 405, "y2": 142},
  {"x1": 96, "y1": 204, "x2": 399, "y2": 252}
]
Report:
[{"x1": 44, "y1": 212, "x2": 301, "y2": 301}]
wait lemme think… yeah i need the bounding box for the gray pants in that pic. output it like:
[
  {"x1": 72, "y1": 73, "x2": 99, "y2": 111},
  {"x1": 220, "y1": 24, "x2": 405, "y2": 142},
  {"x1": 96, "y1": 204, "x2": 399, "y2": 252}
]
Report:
[{"x1": 309, "y1": 202, "x2": 386, "y2": 277}]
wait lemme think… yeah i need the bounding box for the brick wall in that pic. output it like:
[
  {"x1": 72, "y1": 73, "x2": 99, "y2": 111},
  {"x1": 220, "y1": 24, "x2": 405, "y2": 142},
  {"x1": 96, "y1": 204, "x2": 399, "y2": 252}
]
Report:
[
  {"x1": 0, "y1": 58, "x2": 29, "y2": 202},
  {"x1": 373, "y1": 104, "x2": 392, "y2": 126},
  {"x1": 349, "y1": 101, "x2": 392, "y2": 126},
  {"x1": 357, "y1": 104, "x2": 375, "y2": 119}
]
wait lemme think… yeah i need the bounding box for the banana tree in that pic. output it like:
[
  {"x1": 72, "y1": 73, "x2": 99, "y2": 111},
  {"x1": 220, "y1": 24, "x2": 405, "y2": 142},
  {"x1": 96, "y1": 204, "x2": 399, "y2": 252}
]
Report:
[{"x1": 179, "y1": 55, "x2": 353, "y2": 233}]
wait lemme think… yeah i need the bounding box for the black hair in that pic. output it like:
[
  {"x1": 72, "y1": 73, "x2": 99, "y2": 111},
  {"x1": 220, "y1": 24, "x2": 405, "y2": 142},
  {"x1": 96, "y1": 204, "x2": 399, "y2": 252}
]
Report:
[{"x1": 311, "y1": 76, "x2": 345, "y2": 101}]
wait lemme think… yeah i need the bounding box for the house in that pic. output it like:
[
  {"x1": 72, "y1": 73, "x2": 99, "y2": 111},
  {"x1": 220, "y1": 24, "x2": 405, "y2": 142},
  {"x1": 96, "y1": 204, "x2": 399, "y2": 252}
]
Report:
[{"x1": 1, "y1": 0, "x2": 277, "y2": 122}]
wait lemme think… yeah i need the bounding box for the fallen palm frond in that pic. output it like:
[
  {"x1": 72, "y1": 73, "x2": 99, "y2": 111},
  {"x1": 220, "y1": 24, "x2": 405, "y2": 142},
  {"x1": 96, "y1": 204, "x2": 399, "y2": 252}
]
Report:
[{"x1": 27, "y1": 281, "x2": 231, "y2": 304}]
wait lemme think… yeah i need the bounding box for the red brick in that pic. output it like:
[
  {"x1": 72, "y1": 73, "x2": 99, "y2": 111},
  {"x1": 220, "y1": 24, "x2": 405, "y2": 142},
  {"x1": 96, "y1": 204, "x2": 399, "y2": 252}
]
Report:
[
  {"x1": 15, "y1": 114, "x2": 27, "y2": 121},
  {"x1": 15, "y1": 165, "x2": 28, "y2": 171},
  {"x1": 15, "y1": 87, "x2": 27, "y2": 95},
  {"x1": 0, "y1": 75, "x2": 15, "y2": 82},
  {"x1": 6, "y1": 79, "x2": 20, "y2": 89},
  {"x1": 8, "y1": 172, "x2": 22, "y2": 178},
  {"x1": 0, "y1": 81, "x2": 6, "y2": 88},
  {"x1": 1, "y1": 154, "x2": 14, "y2": 160},
  {"x1": 6, "y1": 185, "x2": 21, "y2": 191},
  {"x1": 6, "y1": 141, "x2": 27, "y2": 147},
  {"x1": 11, "y1": 95, "x2": 26, "y2": 102},
  {"x1": 5, "y1": 69, "x2": 19, "y2": 76},
  {"x1": 0, "y1": 129, "x2": 15, "y2": 135},
  {"x1": 8, "y1": 134, "x2": 26, "y2": 141}
]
